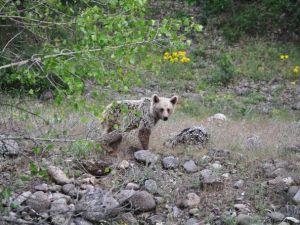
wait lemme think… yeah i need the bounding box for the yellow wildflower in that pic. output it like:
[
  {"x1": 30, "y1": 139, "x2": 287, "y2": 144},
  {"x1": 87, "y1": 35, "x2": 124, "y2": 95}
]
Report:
[
  {"x1": 164, "y1": 52, "x2": 170, "y2": 57},
  {"x1": 280, "y1": 54, "x2": 285, "y2": 60},
  {"x1": 293, "y1": 66, "x2": 299, "y2": 74},
  {"x1": 178, "y1": 51, "x2": 186, "y2": 57},
  {"x1": 284, "y1": 54, "x2": 289, "y2": 59},
  {"x1": 172, "y1": 52, "x2": 178, "y2": 57}
]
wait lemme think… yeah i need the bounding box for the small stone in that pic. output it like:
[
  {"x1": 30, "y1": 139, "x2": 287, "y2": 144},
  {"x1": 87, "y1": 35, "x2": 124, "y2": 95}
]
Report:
[
  {"x1": 13, "y1": 191, "x2": 32, "y2": 206},
  {"x1": 288, "y1": 186, "x2": 299, "y2": 196},
  {"x1": 186, "y1": 218, "x2": 200, "y2": 225},
  {"x1": 183, "y1": 193, "x2": 200, "y2": 208},
  {"x1": 48, "y1": 166, "x2": 71, "y2": 185},
  {"x1": 144, "y1": 179, "x2": 158, "y2": 194},
  {"x1": 118, "y1": 160, "x2": 130, "y2": 169},
  {"x1": 189, "y1": 208, "x2": 199, "y2": 215},
  {"x1": 211, "y1": 162, "x2": 222, "y2": 170},
  {"x1": 173, "y1": 206, "x2": 181, "y2": 218},
  {"x1": 234, "y1": 180, "x2": 245, "y2": 189},
  {"x1": 72, "y1": 218, "x2": 93, "y2": 225},
  {"x1": 184, "y1": 160, "x2": 198, "y2": 173},
  {"x1": 267, "y1": 212, "x2": 285, "y2": 222},
  {"x1": 147, "y1": 214, "x2": 166, "y2": 224},
  {"x1": 120, "y1": 212, "x2": 138, "y2": 224},
  {"x1": 49, "y1": 184, "x2": 62, "y2": 192},
  {"x1": 26, "y1": 191, "x2": 50, "y2": 212},
  {"x1": 50, "y1": 198, "x2": 72, "y2": 225},
  {"x1": 236, "y1": 214, "x2": 252, "y2": 225},
  {"x1": 62, "y1": 183, "x2": 77, "y2": 197},
  {"x1": 125, "y1": 182, "x2": 140, "y2": 190},
  {"x1": 162, "y1": 156, "x2": 179, "y2": 169},
  {"x1": 50, "y1": 193, "x2": 71, "y2": 202},
  {"x1": 293, "y1": 189, "x2": 300, "y2": 204},
  {"x1": 222, "y1": 173, "x2": 230, "y2": 179},
  {"x1": 0, "y1": 136, "x2": 20, "y2": 157},
  {"x1": 114, "y1": 190, "x2": 136, "y2": 204},
  {"x1": 134, "y1": 150, "x2": 159, "y2": 166},
  {"x1": 234, "y1": 204, "x2": 250, "y2": 213},
  {"x1": 154, "y1": 196, "x2": 164, "y2": 204},
  {"x1": 128, "y1": 191, "x2": 156, "y2": 212},
  {"x1": 208, "y1": 113, "x2": 227, "y2": 122},
  {"x1": 34, "y1": 183, "x2": 48, "y2": 192}
]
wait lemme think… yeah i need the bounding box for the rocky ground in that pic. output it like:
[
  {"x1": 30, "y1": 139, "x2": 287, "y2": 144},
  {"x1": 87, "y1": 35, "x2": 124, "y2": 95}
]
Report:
[{"x1": 1, "y1": 113, "x2": 300, "y2": 225}]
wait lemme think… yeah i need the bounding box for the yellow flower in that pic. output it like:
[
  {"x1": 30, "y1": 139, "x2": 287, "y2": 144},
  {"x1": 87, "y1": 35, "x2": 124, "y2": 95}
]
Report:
[
  {"x1": 178, "y1": 51, "x2": 186, "y2": 57},
  {"x1": 170, "y1": 58, "x2": 175, "y2": 63},
  {"x1": 172, "y1": 52, "x2": 178, "y2": 57},
  {"x1": 164, "y1": 52, "x2": 170, "y2": 57},
  {"x1": 180, "y1": 57, "x2": 191, "y2": 63},
  {"x1": 174, "y1": 57, "x2": 179, "y2": 62},
  {"x1": 163, "y1": 55, "x2": 169, "y2": 60},
  {"x1": 293, "y1": 66, "x2": 299, "y2": 74},
  {"x1": 284, "y1": 54, "x2": 289, "y2": 59}
]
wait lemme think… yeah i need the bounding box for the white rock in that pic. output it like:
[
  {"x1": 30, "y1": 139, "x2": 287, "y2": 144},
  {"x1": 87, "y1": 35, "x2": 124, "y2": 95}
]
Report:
[{"x1": 208, "y1": 113, "x2": 227, "y2": 122}]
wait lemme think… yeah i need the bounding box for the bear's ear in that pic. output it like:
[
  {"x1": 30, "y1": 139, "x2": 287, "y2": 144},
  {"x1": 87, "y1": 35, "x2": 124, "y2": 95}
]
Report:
[
  {"x1": 152, "y1": 94, "x2": 160, "y2": 103},
  {"x1": 170, "y1": 95, "x2": 178, "y2": 105}
]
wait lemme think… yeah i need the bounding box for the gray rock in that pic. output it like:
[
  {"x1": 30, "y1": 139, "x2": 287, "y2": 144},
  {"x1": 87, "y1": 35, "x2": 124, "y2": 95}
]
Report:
[
  {"x1": 292, "y1": 101, "x2": 300, "y2": 110},
  {"x1": 288, "y1": 186, "x2": 299, "y2": 196},
  {"x1": 189, "y1": 208, "x2": 200, "y2": 216},
  {"x1": 125, "y1": 182, "x2": 140, "y2": 190},
  {"x1": 208, "y1": 113, "x2": 227, "y2": 122},
  {"x1": 49, "y1": 184, "x2": 62, "y2": 192},
  {"x1": 200, "y1": 169, "x2": 223, "y2": 191},
  {"x1": 236, "y1": 214, "x2": 252, "y2": 225},
  {"x1": 120, "y1": 212, "x2": 138, "y2": 224},
  {"x1": 164, "y1": 126, "x2": 209, "y2": 148},
  {"x1": 13, "y1": 191, "x2": 32, "y2": 206},
  {"x1": 154, "y1": 196, "x2": 165, "y2": 204},
  {"x1": 234, "y1": 180, "x2": 245, "y2": 189},
  {"x1": 208, "y1": 149, "x2": 231, "y2": 158},
  {"x1": 285, "y1": 217, "x2": 300, "y2": 224},
  {"x1": 50, "y1": 192, "x2": 71, "y2": 202},
  {"x1": 183, "y1": 193, "x2": 200, "y2": 208},
  {"x1": 128, "y1": 191, "x2": 156, "y2": 212},
  {"x1": 0, "y1": 136, "x2": 20, "y2": 157},
  {"x1": 26, "y1": 191, "x2": 50, "y2": 212},
  {"x1": 50, "y1": 198, "x2": 73, "y2": 225},
  {"x1": 62, "y1": 183, "x2": 77, "y2": 197},
  {"x1": 186, "y1": 218, "x2": 200, "y2": 225},
  {"x1": 173, "y1": 206, "x2": 181, "y2": 218},
  {"x1": 34, "y1": 183, "x2": 48, "y2": 192},
  {"x1": 134, "y1": 150, "x2": 159, "y2": 166},
  {"x1": 118, "y1": 160, "x2": 130, "y2": 169},
  {"x1": 114, "y1": 190, "x2": 136, "y2": 204},
  {"x1": 76, "y1": 188, "x2": 120, "y2": 221},
  {"x1": 267, "y1": 212, "x2": 285, "y2": 222},
  {"x1": 162, "y1": 156, "x2": 179, "y2": 169},
  {"x1": 234, "y1": 204, "x2": 250, "y2": 213},
  {"x1": 147, "y1": 214, "x2": 166, "y2": 224},
  {"x1": 293, "y1": 189, "x2": 300, "y2": 204},
  {"x1": 184, "y1": 160, "x2": 198, "y2": 173},
  {"x1": 144, "y1": 179, "x2": 158, "y2": 193},
  {"x1": 48, "y1": 166, "x2": 71, "y2": 185},
  {"x1": 72, "y1": 218, "x2": 93, "y2": 225}
]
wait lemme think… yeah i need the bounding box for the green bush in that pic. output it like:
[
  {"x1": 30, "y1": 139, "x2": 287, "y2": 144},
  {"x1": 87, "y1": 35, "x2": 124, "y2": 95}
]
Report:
[{"x1": 190, "y1": 0, "x2": 300, "y2": 42}]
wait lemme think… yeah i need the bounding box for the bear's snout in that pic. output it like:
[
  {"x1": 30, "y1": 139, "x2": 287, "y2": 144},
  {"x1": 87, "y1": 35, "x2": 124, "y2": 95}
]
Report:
[{"x1": 163, "y1": 117, "x2": 168, "y2": 121}]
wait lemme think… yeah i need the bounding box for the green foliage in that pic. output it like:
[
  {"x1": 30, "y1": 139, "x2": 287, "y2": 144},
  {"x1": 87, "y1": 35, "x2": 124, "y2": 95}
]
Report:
[
  {"x1": 192, "y1": 0, "x2": 300, "y2": 42},
  {"x1": 0, "y1": 0, "x2": 202, "y2": 97},
  {"x1": 209, "y1": 53, "x2": 237, "y2": 85}
]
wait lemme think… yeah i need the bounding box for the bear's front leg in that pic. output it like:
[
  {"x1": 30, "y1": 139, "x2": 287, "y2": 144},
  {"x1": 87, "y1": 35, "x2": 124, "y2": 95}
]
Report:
[{"x1": 138, "y1": 128, "x2": 151, "y2": 150}]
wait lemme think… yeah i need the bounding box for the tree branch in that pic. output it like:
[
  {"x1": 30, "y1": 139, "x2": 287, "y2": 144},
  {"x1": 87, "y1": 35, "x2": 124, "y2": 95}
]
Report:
[
  {"x1": 0, "y1": 135, "x2": 93, "y2": 143},
  {"x1": 0, "y1": 39, "x2": 164, "y2": 70}
]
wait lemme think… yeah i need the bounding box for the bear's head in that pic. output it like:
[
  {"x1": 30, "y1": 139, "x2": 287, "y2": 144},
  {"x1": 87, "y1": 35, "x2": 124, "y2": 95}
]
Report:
[{"x1": 151, "y1": 94, "x2": 178, "y2": 121}]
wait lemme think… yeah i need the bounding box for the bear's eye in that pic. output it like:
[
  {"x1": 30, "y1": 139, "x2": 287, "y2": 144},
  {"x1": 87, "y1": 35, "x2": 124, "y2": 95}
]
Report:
[
  {"x1": 160, "y1": 108, "x2": 164, "y2": 112},
  {"x1": 167, "y1": 108, "x2": 170, "y2": 113}
]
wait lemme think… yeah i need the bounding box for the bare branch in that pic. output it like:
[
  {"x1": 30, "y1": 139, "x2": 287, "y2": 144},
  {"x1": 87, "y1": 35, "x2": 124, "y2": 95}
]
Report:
[
  {"x1": 0, "y1": 15, "x2": 74, "y2": 25},
  {"x1": 2, "y1": 30, "x2": 24, "y2": 53},
  {"x1": 0, "y1": 135, "x2": 93, "y2": 143}
]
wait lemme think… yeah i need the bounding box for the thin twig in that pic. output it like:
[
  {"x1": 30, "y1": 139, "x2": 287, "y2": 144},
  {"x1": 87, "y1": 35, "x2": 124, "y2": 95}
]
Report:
[{"x1": 1, "y1": 30, "x2": 23, "y2": 52}]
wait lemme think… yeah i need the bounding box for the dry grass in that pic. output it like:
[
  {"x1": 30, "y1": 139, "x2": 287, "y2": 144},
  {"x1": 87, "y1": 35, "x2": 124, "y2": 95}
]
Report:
[{"x1": 150, "y1": 112, "x2": 300, "y2": 161}]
